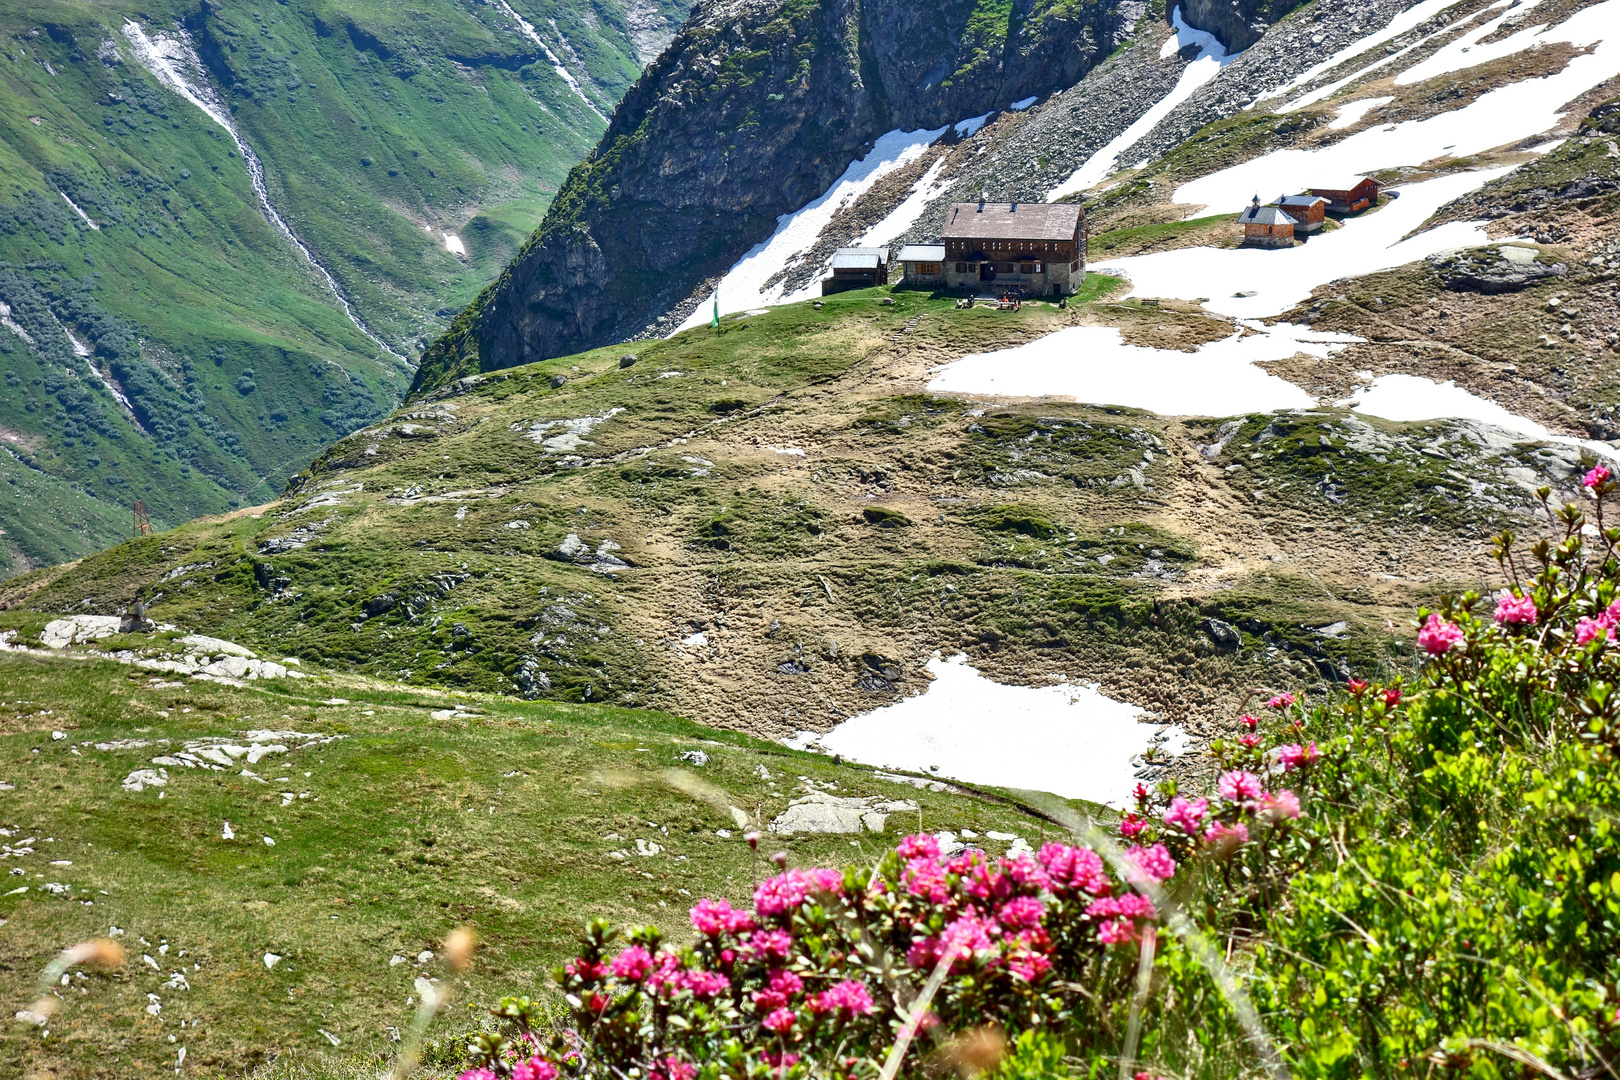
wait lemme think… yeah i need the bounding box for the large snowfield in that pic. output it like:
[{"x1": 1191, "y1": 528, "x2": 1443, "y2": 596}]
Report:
[{"x1": 796, "y1": 655, "x2": 1181, "y2": 808}]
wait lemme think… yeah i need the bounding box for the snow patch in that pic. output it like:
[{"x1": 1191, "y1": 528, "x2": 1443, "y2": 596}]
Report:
[
  {"x1": 1327, "y1": 96, "x2": 1393, "y2": 130},
  {"x1": 805, "y1": 653, "x2": 1170, "y2": 807},
  {"x1": 929, "y1": 321, "x2": 1348, "y2": 416},
  {"x1": 1047, "y1": 6, "x2": 1238, "y2": 200},
  {"x1": 675, "y1": 126, "x2": 948, "y2": 330},
  {"x1": 1257, "y1": 0, "x2": 1471, "y2": 107},
  {"x1": 954, "y1": 113, "x2": 992, "y2": 137},
  {"x1": 120, "y1": 21, "x2": 401, "y2": 360},
  {"x1": 1009, "y1": 95, "x2": 1038, "y2": 111},
  {"x1": 443, "y1": 232, "x2": 465, "y2": 256},
  {"x1": 1213, "y1": 0, "x2": 1620, "y2": 210},
  {"x1": 1350, "y1": 374, "x2": 1619, "y2": 459},
  {"x1": 59, "y1": 191, "x2": 99, "y2": 230},
  {"x1": 1394, "y1": 0, "x2": 1551, "y2": 86},
  {"x1": 857, "y1": 156, "x2": 950, "y2": 249},
  {"x1": 490, "y1": 0, "x2": 605, "y2": 119}
]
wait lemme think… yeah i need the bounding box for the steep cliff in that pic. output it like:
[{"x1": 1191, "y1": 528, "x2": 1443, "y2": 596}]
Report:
[
  {"x1": 1180, "y1": 0, "x2": 1305, "y2": 52},
  {"x1": 412, "y1": 0, "x2": 1139, "y2": 394}
]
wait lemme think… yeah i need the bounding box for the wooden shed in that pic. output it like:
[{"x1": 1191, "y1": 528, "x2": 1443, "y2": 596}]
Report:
[
  {"x1": 1309, "y1": 177, "x2": 1381, "y2": 213},
  {"x1": 820, "y1": 247, "x2": 889, "y2": 295}
]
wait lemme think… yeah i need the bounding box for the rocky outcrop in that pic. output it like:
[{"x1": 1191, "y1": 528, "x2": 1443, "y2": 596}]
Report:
[
  {"x1": 1180, "y1": 0, "x2": 1305, "y2": 52},
  {"x1": 412, "y1": 0, "x2": 1140, "y2": 395}
]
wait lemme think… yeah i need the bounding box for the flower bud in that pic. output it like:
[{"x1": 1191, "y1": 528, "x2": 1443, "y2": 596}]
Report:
[
  {"x1": 744, "y1": 831, "x2": 761, "y2": 850},
  {"x1": 771, "y1": 850, "x2": 789, "y2": 869}
]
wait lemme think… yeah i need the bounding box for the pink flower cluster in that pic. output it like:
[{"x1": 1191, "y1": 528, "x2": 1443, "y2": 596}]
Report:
[
  {"x1": 1418, "y1": 613, "x2": 1466, "y2": 656},
  {"x1": 1163, "y1": 796, "x2": 1210, "y2": 836},
  {"x1": 690, "y1": 897, "x2": 756, "y2": 937},
  {"x1": 1278, "y1": 743, "x2": 1320, "y2": 772},
  {"x1": 1584, "y1": 465, "x2": 1611, "y2": 490},
  {"x1": 754, "y1": 867, "x2": 844, "y2": 918},
  {"x1": 1576, "y1": 599, "x2": 1620, "y2": 646},
  {"x1": 1494, "y1": 591, "x2": 1538, "y2": 626}
]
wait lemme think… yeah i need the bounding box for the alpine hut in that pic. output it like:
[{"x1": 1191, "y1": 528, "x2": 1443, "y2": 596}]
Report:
[
  {"x1": 1238, "y1": 196, "x2": 1295, "y2": 248},
  {"x1": 941, "y1": 199, "x2": 1085, "y2": 297}
]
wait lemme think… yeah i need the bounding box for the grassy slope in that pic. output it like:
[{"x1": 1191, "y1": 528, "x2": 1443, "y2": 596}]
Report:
[
  {"x1": 0, "y1": 0, "x2": 686, "y2": 577},
  {"x1": 0, "y1": 282, "x2": 1563, "y2": 742},
  {"x1": 0, "y1": 637, "x2": 1063, "y2": 1079}
]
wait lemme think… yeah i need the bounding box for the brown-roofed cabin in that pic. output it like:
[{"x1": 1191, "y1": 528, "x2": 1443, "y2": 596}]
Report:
[
  {"x1": 821, "y1": 247, "x2": 889, "y2": 295},
  {"x1": 1309, "y1": 177, "x2": 1381, "y2": 214},
  {"x1": 1276, "y1": 194, "x2": 1328, "y2": 233},
  {"x1": 1239, "y1": 197, "x2": 1295, "y2": 248},
  {"x1": 941, "y1": 201, "x2": 1086, "y2": 297}
]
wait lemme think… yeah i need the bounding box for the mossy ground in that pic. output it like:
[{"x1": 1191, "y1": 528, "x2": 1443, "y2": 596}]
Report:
[
  {"x1": 0, "y1": 645, "x2": 1064, "y2": 1079},
  {"x1": 1, "y1": 282, "x2": 1542, "y2": 745}
]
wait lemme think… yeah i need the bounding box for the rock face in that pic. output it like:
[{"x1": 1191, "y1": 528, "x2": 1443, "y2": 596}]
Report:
[
  {"x1": 412, "y1": 0, "x2": 1140, "y2": 394},
  {"x1": 1180, "y1": 0, "x2": 1306, "y2": 53}
]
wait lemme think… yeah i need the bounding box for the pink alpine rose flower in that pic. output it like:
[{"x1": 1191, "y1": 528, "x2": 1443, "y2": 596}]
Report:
[
  {"x1": 1493, "y1": 591, "x2": 1538, "y2": 626},
  {"x1": 1584, "y1": 465, "x2": 1611, "y2": 489},
  {"x1": 1239, "y1": 714, "x2": 1260, "y2": 729},
  {"x1": 1239, "y1": 733, "x2": 1263, "y2": 748},
  {"x1": 1277, "y1": 742, "x2": 1320, "y2": 771},
  {"x1": 1417, "y1": 613, "x2": 1465, "y2": 656},
  {"x1": 897, "y1": 833, "x2": 940, "y2": 861},
  {"x1": 1204, "y1": 821, "x2": 1250, "y2": 847},
  {"x1": 1266, "y1": 692, "x2": 1295, "y2": 710},
  {"x1": 512, "y1": 1058, "x2": 559, "y2": 1080},
  {"x1": 1576, "y1": 617, "x2": 1614, "y2": 646},
  {"x1": 1119, "y1": 813, "x2": 1147, "y2": 839},
  {"x1": 813, "y1": 979, "x2": 875, "y2": 1016},
  {"x1": 1217, "y1": 770, "x2": 1263, "y2": 802},
  {"x1": 459, "y1": 1071, "x2": 499, "y2": 1080},
  {"x1": 997, "y1": 896, "x2": 1047, "y2": 930},
  {"x1": 1163, "y1": 796, "x2": 1210, "y2": 835},
  {"x1": 1261, "y1": 790, "x2": 1302, "y2": 821},
  {"x1": 609, "y1": 945, "x2": 653, "y2": 982},
  {"x1": 762, "y1": 1007, "x2": 798, "y2": 1033},
  {"x1": 1125, "y1": 843, "x2": 1177, "y2": 882}
]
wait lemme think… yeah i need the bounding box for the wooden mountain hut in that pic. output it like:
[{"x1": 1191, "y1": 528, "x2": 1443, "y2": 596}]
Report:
[{"x1": 941, "y1": 200, "x2": 1086, "y2": 297}]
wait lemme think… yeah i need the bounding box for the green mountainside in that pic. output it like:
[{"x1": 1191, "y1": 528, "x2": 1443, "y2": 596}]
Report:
[{"x1": 0, "y1": 0, "x2": 683, "y2": 576}]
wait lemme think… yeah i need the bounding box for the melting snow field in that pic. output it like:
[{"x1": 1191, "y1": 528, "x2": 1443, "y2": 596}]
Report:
[
  {"x1": 929, "y1": 321, "x2": 1349, "y2": 414},
  {"x1": 1351, "y1": 375, "x2": 1620, "y2": 459},
  {"x1": 676, "y1": 126, "x2": 947, "y2": 330},
  {"x1": 1120, "y1": 169, "x2": 1511, "y2": 319},
  {"x1": 1181, "y1": 0, "x2": 1620, "y2": 217},
  {"x1": 1048, "y1": 7, "x2": 1237, "y2": 200},
  {"x1": 799, "y1": 654, "x2": 1174, "y2": 807}
]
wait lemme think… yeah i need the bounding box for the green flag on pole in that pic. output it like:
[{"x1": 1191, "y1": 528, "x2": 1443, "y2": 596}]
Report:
[{"x1": 710, "y1": 294, "x2": 719, "y2": 328}]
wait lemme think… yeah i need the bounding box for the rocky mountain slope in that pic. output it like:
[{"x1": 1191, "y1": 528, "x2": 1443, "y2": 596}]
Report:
[
  {"x1": 412, "y1": 0, "x2": 1166, "y2": 391},
  {"x1": 0, "y1": 0, "x2": 684, "y2": 576}
]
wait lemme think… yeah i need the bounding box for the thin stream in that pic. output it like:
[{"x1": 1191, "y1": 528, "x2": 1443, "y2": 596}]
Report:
[{"x1": 120, "y1": 21, "x2": 405, "y2": 363}]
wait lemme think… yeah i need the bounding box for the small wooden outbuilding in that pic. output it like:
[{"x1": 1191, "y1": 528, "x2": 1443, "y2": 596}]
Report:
[
  {"x1": 897, "y1": 244, "x2": 946, "y2": 287},
  {"x1": 1275, "y1": 194, "x2": 1328, "y2": 233},
  {"x1": 821, "y1": 247, "x2": 889, "y2": 295},
  {"x1": 1309, "y1": 177, "x2": 1381, "y2": 213},
  {"x1": 1238, "y1": 197, "x2": 1294, "y2": 248}
]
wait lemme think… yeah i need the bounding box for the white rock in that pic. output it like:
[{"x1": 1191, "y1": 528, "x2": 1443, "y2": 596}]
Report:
[
  {"x1": 262, "y1": 836, "x2": 275, "y2": 847},
  {"x1": 222, "y1": 822, "x2": 235, "y2": 840},
  {"x1": 122, "y1": 769, "x2": 167, "y2": 792},
  {"x1": 263, "y1": 953, "x2": 281, "y2": 969},
  {"x1": 768, "y1": 791, "x2": 917, "y2": 835},
  {"x1": 179, "y1": 635, "x2": 255, "y2": 658},
  {"x1": 51, "y1": 731, "x2": 65, "y2": 741},
  {"x1": 41, "y1": 615, "x2": 123, "y2": 649}
]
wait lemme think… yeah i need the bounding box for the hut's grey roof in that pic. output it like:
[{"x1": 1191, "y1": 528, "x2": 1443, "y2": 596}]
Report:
[
  {"x1": 897, "y1": 244, "x2": 945, "y2": 262},
  {"x1": 830, "y1": 247, "x2": 889, "y2": 269},
  {"x1": 1239, "y1": 205, "x2": 1294, "y2": 226},
  {"x1": 944, "y1": 202, "x2": 1081, "y2": 242}
]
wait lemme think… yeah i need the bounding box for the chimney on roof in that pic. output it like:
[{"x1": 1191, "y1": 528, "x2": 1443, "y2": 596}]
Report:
[
  {"x1": 978, "y1": 190, "x2": 986, "y2": 211},
  {"x1": 1251, "y1": 194, "x2": 1260, "y2": 209}
]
